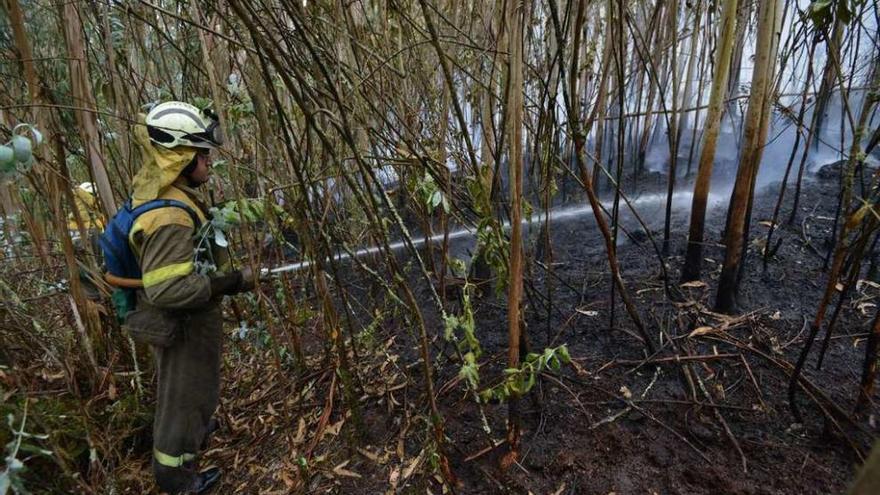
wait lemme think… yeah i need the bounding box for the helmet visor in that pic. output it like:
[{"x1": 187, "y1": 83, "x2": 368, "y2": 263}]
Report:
[
  {"x1": 188, "y1": 110, "x2": 224, "y2": 147},
  {"x1": 188, "y1": 122, "x2": 223, "y2": 147}
]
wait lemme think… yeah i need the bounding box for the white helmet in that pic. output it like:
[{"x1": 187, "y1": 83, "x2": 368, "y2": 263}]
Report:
[
  {"x1": 145, "y1": 101, "x2": 223, "y2": 150},
  {"x1": 78, "y1": 182, "x2": 96, "y2": 194}
]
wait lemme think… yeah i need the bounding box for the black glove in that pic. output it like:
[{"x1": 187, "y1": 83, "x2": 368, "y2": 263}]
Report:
[
  {"x1": 209, "y1": 267, "x2": 259, "y2": 297},
  {"x1": 210, "y1": 271, "x2": 244, "y2": 297},
  {"x1": 239, "y1": 266, "x2": 257, "y2": 292}
]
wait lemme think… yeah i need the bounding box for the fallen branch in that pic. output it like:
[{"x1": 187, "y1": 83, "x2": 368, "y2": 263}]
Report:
[{"x1": 691, "y1": 359, "x2": 748, "y2": 473}]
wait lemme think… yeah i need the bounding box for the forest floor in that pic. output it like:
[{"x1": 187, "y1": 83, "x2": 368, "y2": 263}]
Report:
[
  {"x1": 9, "y1": 165, "x2": 878, "y2": 494},
  {"x1": 171, "y1": 166, "x2": 878, "y2": 494}
]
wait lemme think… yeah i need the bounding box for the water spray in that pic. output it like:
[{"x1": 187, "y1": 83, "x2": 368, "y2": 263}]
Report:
[{"x1": 260, "y1": 190, "x2": 724, "y2": 276}]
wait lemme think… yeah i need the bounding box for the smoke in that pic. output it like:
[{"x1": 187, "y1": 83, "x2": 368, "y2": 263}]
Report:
[
  {"x1": 753, "y1": 88, "x2": 872, "y2": 192},
  {"x1": 638, "y1": 87, "x2": 874, "y2": 199}
]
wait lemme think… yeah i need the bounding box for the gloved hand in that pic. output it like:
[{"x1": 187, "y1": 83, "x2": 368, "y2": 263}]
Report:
[
  {"x1": 239, "y1": 266, "x2": 257, "y2": 292},
  {"x1": 210, "y1": 267, "x2": 259, "y2": 297}
]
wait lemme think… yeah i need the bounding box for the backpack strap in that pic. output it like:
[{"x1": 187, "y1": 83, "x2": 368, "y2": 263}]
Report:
[{"x1": 131, "y1": 199, "x2": 202, "y2": 230}]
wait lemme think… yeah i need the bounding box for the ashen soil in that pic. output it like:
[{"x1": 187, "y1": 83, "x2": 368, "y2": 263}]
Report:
[{"x1": 207, "y1": 169, "x2": 878, "y2": 494}]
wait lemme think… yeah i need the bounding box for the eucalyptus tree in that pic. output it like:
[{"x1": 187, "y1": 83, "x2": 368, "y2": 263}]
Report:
[
  {"x1": 681, "y1": 0, "x2": 740, "y2": 282},
  {"x1": 715, "y1": 0, "x2": 783, "y2": 313}
]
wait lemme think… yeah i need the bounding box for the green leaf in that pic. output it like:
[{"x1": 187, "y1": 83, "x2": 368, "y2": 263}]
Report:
[
  {"x1": 17, "y1": 443, "x2": 53, "y2": 457},
  {"x1": 449, "y1": 258, "x2": 467, "y2": 277},
  {"x1": 526, "y1": 370, "x2": 536, "y2": 390},
  {"x1": 810, "y1": 0, "x2": 832, "y2": 13},
  {"x1": 807, "y1": 0, "x2": 835, "y2": 28},
  {"x1": 222, "y1": 208, "x2": 241, "y2": 225},
  {"x1": 459, "y1": 362, "x2": 479, "y2": 389},
  {"x1": 191, "y1": 97, "x2": 213, "y2": 111},
  {"x1": 214, "y1": 229, "x2": 228, "y2": 247},
  {"x1": 0, "y1": 472, "x2": 10, "y2": 495},
  {"x1": 443, "y1": 315, "x2": 458, "y2": 340},
  {"x1": 11, "y1": 136, "x2": 32, "y2": 163},
  {"x1": 0, "y1": 146, "x2": 14, "y2": 169},
  {"x1": 557, "y1": 345, "x2": 571, "y2": 363},
  {"x1": 6, "y1": 457, "x2": 23, "y2": 471},
  {"x1": 839, "y1": 0, "x2": 856, "y2": 23},
  {"x1": 507, "y1": 379, "x2": 520, "y2": 395}
]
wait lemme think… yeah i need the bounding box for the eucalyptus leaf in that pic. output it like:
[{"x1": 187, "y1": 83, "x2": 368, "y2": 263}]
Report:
[
  {"x1": 525, "y1": 369, "x2": 536, "y2": 390},
  {"x1": 214, "y1": 229, "x2": 229, "y2": 248},
  {"x1": 17, "y1": 443, "x2": 52, "y2": 457},
  {"x1": 0, "y1": 472, "x2": 10, "y2": 495},
  {"x1": 809, "y1": 0, "x2": 832, "y2": 13},
  {"x1": 7, "y1": 458, "x2": 23, "y2": 471},
  {"x1": 0, "y1": 146, "x2": 14, "y2": 167},
  {"x1": 557, "y1": 345, "x2": 571, "y2": 363},
  {"x1": 11, "y1": 136, "x2": 32, "y2": 163}
]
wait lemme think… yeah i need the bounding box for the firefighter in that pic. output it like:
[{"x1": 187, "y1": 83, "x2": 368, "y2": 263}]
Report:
[
  {"x1": 67, "y1": 181, "x2": 105, "y2": 233},
  {"x1": 129, "y1": 101, "x2": 256, "y2": 493},
  {"x1": 68, "y1": 181, "x2": 105, "y2": 301}
]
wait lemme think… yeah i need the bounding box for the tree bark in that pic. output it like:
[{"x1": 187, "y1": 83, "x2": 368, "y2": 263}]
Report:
[
  {"x1": 504, "y1": 0, "x2": 526, "y2": 465},
  {"x1": 681, "y1": 0, "x2": 739, "y2": 282},
  {"x1": 61, "y1": 0, "x2": 118, "y2": 216},
  {"x1": 715, "y1": 0, "x2": 782, "y2": 313}
]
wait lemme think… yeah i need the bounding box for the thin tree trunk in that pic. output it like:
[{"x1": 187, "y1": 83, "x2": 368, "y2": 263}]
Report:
[
  {"x1": 593, "y1": 33, "x2": 612, "y2": 189},
  {"x1": 504, "y1": 0, "x2": 526, "y2": 466},
  {"x1": 727, "y1": 0, "x2": 751, "y2": 102},
  {"x1": 677, "y1": 0, "x2": 704, "y2": 153},
  {"x1": 637, "y1": 2, "x2": 668, "y2": 175},
  {"x1": 856, "y1": 307, "x2": 880, "y2": 415},
  {"x1": 5, "y1": 0, "x2": 50, "y2": 264},
  {"x1": 662, "y1": 0, "x2": 680, "y2": 256},
  {"x1": 100, "y1": 1, "x2": 133, "y2": 183},
  {"x1": 715, "y1": 0, "x2": 782, "y2": 312},
  {"x1": 681, "y1": 0, "x2": 739, "y2": 282},
  {"x1": 812, "y1": 18, "x2": 845, "y2": 150},
  {"x1": 547, "y1": 0, "x2": 655, "y2": 353},
  {"x1": 686, "y1": 7, "x2": 712, "y2": 177},
  {"x1": 61, "y1": 0, "x2": 117, "y2": 216},
  {"x1": 763, "y1": 37, "x2": 819, "y2": 267}
]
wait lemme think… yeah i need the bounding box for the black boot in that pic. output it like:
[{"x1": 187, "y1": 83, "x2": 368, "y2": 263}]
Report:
[
  {"x1": 190, "y1": 467, "x2": 221, "y2": 494},
  {"x1": 206, "y1": 418, "x2": 220, "y2": 436},
  {"x1": 200, "y1": 418, "x2": 221, "y2": 450}
]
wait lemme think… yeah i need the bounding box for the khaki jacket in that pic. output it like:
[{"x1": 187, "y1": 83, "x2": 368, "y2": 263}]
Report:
[{"x1": 130, "y1": 178, "x2": 230, "y2": 309}]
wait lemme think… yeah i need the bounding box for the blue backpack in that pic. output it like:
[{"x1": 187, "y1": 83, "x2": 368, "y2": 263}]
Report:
[
  {"x1": 99, "y1": 198, "x2": 201, "y2": 281},
  {"x1": 100, "y1": 198, "x2": 202, "y2": 322}
]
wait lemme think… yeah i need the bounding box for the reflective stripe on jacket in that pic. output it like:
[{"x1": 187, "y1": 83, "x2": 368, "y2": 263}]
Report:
[{"x1": 129, "y1": 180, "x2": 229, "y2": 307}]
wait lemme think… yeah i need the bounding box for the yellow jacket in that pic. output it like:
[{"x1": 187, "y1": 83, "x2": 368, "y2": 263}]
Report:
[
  {"x1": 127, "y1": 116, "x2": 229, "y2": 308},
  {"x1": 67, "y1": 185, "x2": 105, "y2": 231}
]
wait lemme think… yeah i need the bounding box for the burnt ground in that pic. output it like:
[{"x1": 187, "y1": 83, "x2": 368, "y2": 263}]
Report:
[
  {"x1": 419, "y1": 173, "x2": 877, "y2": 494},
  {"x1": 129, "y1": 169, "x2": 878, "y2": 494}
]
